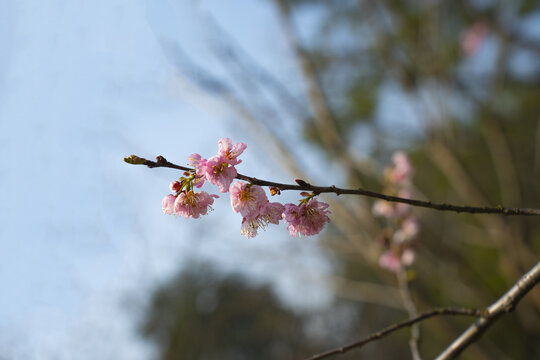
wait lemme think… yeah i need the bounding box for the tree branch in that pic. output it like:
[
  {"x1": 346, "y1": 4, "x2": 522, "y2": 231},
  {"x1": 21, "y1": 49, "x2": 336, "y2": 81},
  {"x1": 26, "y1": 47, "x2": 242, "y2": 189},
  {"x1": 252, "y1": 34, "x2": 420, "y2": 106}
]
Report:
[
  {"x1": 124, "y1": 155, "x2": 540, "y2": 216},
  {"x1": 397, "y1": 270, "x2": 422, "y2": 360},
  {"x1": 435, "y1": 261, "x2": 540, "y2": 360},
  {"x1": 304, "y1": 308, "x2": 481, "y2": 360}
]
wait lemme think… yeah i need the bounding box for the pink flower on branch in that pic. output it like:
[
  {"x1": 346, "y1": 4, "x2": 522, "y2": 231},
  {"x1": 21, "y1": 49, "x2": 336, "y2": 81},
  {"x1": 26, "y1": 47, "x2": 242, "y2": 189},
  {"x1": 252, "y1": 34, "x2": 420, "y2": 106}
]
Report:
[
  {"x1": 162, "y1": 194, "x2": 177, "y2": 215},
  {"x1": 174, "y1": 190, "x2": 219, "y2": 219},
  {"x1": 187, "y1": 153, "x2": 207, "y2": 188},
  {"x1": 204, "y1": 155, "x2": 237, "y2": 193},
  {"x1": 283, "y1": 198, "x2": 331, "y2": 237},
  {"x1": 240, "y1": 216, "x2": 267, "y2": 238},
  {"x1": 262, "y1": 202, "x2": 285, "y2": 225},
  {"x1": 158, "y1": 138, "x2": 336, "y2": 238},
  {"x1": 230, "y1": 182, "x2": 268, "y2": 218},
  {"x1": 218, "y1": 137, "x2": 247, "y2": 165},
  {"x1": 239, "y1": 201, "x2": 285, "y2": 238}
]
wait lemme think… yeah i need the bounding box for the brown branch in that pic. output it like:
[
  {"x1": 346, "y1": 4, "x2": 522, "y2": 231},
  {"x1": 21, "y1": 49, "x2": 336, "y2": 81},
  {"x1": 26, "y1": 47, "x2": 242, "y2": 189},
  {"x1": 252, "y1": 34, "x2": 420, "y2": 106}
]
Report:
[
  {"x1": 435, "y1": 261, "x2": 540, "y2": 360},
  {"x1": 124, "y1": 155, "x2": 540, "y2": 216},
  {"x1": 304, "y1": 308, "x2": 481, "y2": 360}
]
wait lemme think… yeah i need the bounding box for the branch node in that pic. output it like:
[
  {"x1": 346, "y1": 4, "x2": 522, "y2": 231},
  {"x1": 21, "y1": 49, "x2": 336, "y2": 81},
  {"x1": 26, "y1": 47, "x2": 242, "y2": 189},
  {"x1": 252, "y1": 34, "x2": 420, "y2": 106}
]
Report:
[{"x1": 156, "y1": 155, "x2": 167, "y2": 164}]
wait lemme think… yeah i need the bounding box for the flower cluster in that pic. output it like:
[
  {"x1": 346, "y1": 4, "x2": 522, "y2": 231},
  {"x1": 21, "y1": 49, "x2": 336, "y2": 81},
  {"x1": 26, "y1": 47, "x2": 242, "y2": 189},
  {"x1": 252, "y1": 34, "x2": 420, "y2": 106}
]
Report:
[
  {"x1": 372, "y1": 151, "x2": 419, "y2": 273},
  {"x1": 162, "y1": 178, "x2": 219, "y2": 219},
  {"x1": 162, "y1": 138, "x2": 331, "y2": 238}
]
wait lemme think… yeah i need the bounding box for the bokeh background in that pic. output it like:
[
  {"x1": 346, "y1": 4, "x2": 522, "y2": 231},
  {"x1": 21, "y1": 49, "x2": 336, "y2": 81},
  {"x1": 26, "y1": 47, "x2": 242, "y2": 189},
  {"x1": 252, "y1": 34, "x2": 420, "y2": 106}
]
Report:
[{"x1": 1, "y1": 0, "x2": 540, "y2": 359}]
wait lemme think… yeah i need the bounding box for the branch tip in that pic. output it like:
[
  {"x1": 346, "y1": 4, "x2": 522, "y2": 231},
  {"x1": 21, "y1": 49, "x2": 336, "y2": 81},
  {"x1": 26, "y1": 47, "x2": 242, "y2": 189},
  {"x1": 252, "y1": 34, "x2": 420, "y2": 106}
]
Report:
[{"x1": 123, "y1": 155, "x2": 147, "y2": 165}]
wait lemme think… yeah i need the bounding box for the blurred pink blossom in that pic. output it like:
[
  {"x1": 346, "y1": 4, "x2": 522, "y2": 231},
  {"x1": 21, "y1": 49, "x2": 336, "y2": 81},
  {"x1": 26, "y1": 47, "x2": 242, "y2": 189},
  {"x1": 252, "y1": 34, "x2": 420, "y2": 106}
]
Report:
[
  {"x1": 378, "y1": 251, "x2": 402, "y2": 273},
  {"x1": 395, "y1": 190, "x2": 412, "y2": 216},
  {"x1": 401, "y1": 216, "x2": 419, "y2": 238},
  {"x1": 378, "y1": 249, "x2": 416, "y2": 273},
  {"x1": 401, "y1": 248, "x2": 416, "y2": 267},
  {"x1": 372, "y1": 200, "x2": 395, "y2": 218},
  {"x1": 461, "y1": 21, "x2": 490, "y2": 56},
  {"x1": 388, "y1": 151, "x2": 413, "y2": 184}
]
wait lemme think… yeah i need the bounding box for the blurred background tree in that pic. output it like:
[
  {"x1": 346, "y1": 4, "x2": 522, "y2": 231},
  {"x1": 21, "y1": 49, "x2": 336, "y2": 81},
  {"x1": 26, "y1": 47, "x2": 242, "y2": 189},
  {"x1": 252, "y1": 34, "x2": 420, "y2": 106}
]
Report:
[
  {"x1": 139, "y1": 0, "x2": 540, "y2": 358},
  {"x1": 140, "y1": 262, "x2": 367, "y2": 360}
]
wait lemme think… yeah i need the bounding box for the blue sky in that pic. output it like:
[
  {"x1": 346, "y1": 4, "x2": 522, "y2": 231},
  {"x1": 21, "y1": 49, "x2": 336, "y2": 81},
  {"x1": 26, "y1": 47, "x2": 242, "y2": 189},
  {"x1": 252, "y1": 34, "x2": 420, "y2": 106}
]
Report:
[{"x1": 0, "y1": 1, "x2": 331, "y2": 359}]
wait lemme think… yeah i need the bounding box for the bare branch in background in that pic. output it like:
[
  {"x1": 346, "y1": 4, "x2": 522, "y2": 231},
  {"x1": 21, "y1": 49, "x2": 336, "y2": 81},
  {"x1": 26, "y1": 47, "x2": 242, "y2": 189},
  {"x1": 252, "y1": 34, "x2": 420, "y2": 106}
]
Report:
[
  {"x1": 397, "y1": 270, "x2": 422, "y2": 360},
  {"x1": 274, "y1": 0, "x2": 371, "y2": 181},
  {"x1": 436, "y1": 261, "x2": 540, "y2": 359},
  {"x1": 304, "y1": 308, "x2": 481, "y2": 360}
]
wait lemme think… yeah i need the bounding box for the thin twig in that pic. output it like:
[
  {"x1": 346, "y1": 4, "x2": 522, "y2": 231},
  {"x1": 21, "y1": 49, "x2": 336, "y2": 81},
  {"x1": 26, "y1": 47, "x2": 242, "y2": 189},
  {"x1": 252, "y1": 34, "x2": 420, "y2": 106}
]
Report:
[
  {"x1": 397, "y1": 270, "x2": 422, "y2": 360},
  {"x1": 436, "y1": 261, "x2": 540, "y2": 360},
  {"x1": 124, "y1": 155, "x2": 540, "y2": 216},
  {"x1": 304, "y1": 308, "x2": 481, "y2": 360}
]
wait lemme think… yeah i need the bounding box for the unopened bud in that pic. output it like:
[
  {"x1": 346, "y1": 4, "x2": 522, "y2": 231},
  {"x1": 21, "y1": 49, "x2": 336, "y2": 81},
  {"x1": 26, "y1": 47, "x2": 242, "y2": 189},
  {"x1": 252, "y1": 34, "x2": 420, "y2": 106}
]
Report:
[
  {"x1": 170, "y1": 181, "x2": 182, "y2": 193},
  {"x1": 123, "y1": 155, "x2": 147, "y2": 165}
]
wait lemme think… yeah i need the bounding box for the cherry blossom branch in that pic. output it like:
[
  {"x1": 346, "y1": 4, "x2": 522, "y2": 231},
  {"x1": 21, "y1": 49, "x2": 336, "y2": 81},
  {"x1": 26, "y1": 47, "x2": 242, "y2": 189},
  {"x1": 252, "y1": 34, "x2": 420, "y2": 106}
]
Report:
[
  {"x1": 435, "y1": 260, "x2": 540, "y2": 359},
  {"x1": 304, "y1": 308, "x2": 481, "y2": 360},
  {"x1": 124, "y1": 155, "x2": 540, "y2": 216}
]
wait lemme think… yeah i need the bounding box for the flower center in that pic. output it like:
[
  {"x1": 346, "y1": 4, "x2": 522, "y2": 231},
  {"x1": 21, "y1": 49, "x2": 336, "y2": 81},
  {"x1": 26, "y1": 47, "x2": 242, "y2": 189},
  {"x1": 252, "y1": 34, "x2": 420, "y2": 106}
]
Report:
[
  {"x1": 214, "y1": 162, "x2": 227, "y2": 175},
  {"x1": 184, "y1": 191, "x2": 198, "y2": 208}
]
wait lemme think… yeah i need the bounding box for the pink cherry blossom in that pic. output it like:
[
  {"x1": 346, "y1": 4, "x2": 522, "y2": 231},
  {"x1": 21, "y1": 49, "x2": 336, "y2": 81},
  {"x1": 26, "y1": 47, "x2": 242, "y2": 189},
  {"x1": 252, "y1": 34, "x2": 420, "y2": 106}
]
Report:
[
  {"x1": 230, "y1": 182, "x2": 268, "y2": 218},
  {"x1": 162, "y1": 194, "x2": 177, "y2": 215},
  {"x1": 187, "y1": 153, "x2": 207, "y2": 188},
  {"x1": 218, "y1": 138, "x2": 247, "y2": 165},
  {"x1": 238, "y1": 202, "x2": 285, "y2": 238},
  {"x1": 240, "y1": 216, "x2": 266, "y2": 238},
  {"x1": 283, "y1": 198, "x2": 330, "y2": 237},
  {"x1": 174, "y1": 190, "x2": 219, "y2": 219},
  {"x1": 261, "y1": 202, "x2": 285, "y2": 225},
  {"x1": 204, "y1": 155, "x2": 237, "y2": 192}
]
